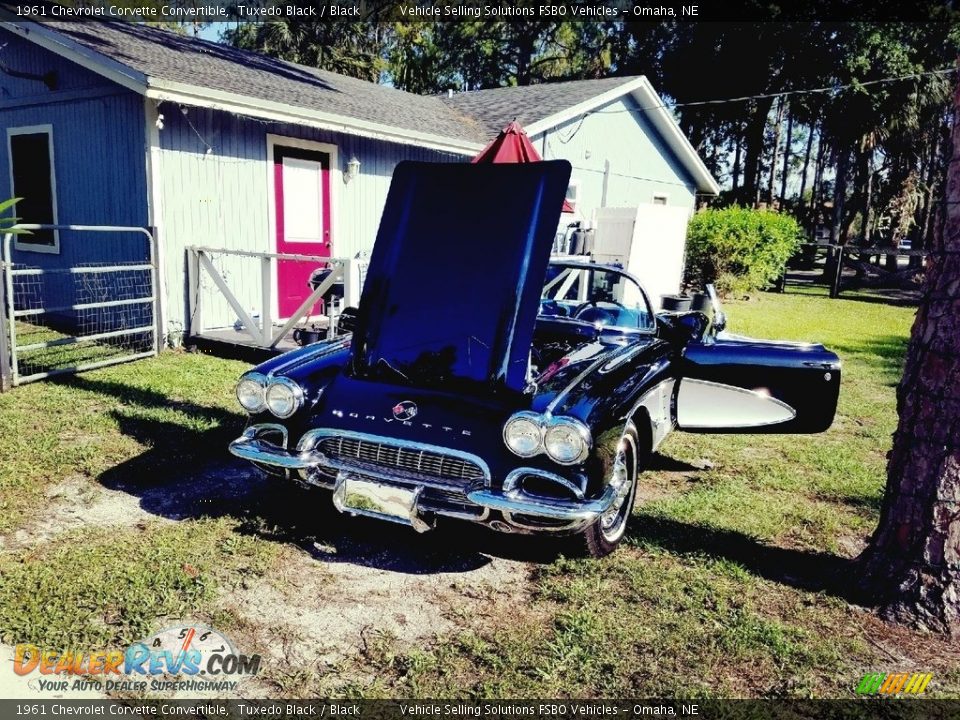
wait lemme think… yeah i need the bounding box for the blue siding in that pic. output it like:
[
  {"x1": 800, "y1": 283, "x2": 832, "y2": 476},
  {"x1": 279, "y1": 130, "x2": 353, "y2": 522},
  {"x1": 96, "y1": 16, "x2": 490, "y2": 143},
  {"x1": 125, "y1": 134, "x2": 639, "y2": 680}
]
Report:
[
  {"x1": 0, "y1": 29, "x2": 149, "y2": 330},
  {"x1": 0, "y1": 30, "x2": 149, "y2": 266},
  {"x1": 535, "y1": 95, "x2": 698, "y2": 215}
]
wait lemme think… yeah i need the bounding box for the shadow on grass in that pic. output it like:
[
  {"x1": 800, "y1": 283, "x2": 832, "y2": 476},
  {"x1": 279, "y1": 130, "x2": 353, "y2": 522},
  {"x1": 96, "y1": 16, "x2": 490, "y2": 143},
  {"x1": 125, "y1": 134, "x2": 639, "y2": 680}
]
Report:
[
  {"x1": 829, "y1": 334, "x2": 909, "y2": 376},
  {"x1": 628, "y1": 513, "x2": 867, "y2": 604},
  {"x1": 67, "y1": 374, "x2": 565, "y2": 574},
  {"x1": 647, "y1": 453, "x2": 705, "y2": 473}
]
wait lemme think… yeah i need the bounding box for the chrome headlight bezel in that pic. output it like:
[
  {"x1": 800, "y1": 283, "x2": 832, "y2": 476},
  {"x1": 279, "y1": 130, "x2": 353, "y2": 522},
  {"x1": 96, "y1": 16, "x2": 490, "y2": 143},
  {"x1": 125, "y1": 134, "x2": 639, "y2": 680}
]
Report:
[
  {"x1": 264, "y1": 377, "x2": 305, "y2": 419},
  {"x1": 502, "y1": 411, "x2": 544, "y2": 458},
  {"x1": 543, "y1": 416, "x2": 592, "y2": 465},
  {"x1": 235, "y1": 372, "x2": 267, "y2": 414}
]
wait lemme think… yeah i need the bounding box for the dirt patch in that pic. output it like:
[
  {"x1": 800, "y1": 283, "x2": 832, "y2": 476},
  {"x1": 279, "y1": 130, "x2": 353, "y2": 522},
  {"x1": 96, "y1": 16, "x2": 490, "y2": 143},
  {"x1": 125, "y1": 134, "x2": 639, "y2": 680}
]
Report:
[
  {"x1": 0, "y1": 462, "x2": 265, "y2": 552},
  {"x1": 214, "y1": 516, "x2": 534, "y2": 695},
  {"x1": 0, "y1": 463, "x2": 537, "y2": 698}
]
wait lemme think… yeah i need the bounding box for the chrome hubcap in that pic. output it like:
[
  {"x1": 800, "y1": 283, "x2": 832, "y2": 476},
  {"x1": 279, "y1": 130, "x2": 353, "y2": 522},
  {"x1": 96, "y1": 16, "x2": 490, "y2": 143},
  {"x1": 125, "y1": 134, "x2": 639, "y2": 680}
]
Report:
[{"x1": 599, "y1": 443, "x2": 633, "y2": 541}]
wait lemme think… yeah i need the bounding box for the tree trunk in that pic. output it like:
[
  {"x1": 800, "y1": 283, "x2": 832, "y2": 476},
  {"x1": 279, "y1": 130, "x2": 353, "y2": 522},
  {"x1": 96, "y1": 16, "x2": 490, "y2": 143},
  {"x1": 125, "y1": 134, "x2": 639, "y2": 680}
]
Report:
[
  {"x1": 798, "y1": 122, "x2": 815, "y2": 206},
  {"x1": 779, "y1": 105, "x2": 794, "y2": 207},
  {"x1": 732, "y1": 127, "x2": 742, "y2": 193},
  {"x1": 824, "y1": 147, "x2": 849, "y2": 279},
  {"x1": 767, "y1": 97, "x2": 785, "y2": 206},
  {"x1": 741, "y1": 96, "x2": 775, "y2": 206},
  {"x1": 857, "y1": 77, "x2": 960, "y2": 635},
  {"x1": 811, "y1": 134, "x2": 827, "y2": 212},
  {"x1": 862, "y1": 146, "x2": 875, "y2": 245}
]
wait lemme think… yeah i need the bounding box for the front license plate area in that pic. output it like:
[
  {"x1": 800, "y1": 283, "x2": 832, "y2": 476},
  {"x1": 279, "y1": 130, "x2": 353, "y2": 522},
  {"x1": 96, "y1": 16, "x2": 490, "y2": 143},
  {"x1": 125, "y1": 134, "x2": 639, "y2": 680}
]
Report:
[{"x1": 333, "y1": 474, "x2": 429, "y2": 531}]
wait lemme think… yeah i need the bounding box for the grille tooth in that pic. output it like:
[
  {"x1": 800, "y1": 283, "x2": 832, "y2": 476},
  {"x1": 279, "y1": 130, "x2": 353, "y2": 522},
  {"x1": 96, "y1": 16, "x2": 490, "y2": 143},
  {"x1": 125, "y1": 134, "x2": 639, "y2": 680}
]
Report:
[{"x1": 318, "y1": 436, "x2": 484, "y2": 484}]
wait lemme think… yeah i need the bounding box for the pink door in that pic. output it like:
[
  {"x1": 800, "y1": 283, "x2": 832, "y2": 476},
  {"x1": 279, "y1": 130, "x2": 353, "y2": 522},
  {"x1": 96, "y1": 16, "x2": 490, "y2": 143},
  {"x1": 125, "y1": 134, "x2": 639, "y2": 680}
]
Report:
[{"x1": 273, "y1": 145, "x2": 332, "y2": 318}]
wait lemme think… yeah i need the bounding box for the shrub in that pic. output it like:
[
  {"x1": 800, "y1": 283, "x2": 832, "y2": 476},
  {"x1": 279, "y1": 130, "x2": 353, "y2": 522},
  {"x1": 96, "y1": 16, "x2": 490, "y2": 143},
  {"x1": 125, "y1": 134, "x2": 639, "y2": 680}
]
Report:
[{"x1": 685, "y1": 206, "x2": 803, "y2": 297}]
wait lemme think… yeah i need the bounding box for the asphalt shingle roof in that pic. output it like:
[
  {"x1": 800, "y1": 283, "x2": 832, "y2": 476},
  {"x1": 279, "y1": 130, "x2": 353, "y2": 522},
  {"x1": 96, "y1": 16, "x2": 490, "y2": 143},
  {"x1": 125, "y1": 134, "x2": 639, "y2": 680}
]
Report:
[
  {"x1": 40, "y1": 21, "x2": 489, "y2": 144},
  {"x1": 439, "y1": 76, "x2": 642, "y2": 141},
  {"x1": 30, "y1": 22, "x2": 643, "y2": 147}
]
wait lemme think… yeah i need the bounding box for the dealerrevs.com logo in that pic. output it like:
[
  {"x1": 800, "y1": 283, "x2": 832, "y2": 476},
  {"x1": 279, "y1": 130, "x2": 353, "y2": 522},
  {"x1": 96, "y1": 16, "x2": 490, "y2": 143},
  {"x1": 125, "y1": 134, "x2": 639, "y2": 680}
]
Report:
[
  {"x1": 856, "y1": 672, "x2": 933, "y2": 695},
  {"x1": 13, "y1": 625, "x2": 260, "y2": 694}
]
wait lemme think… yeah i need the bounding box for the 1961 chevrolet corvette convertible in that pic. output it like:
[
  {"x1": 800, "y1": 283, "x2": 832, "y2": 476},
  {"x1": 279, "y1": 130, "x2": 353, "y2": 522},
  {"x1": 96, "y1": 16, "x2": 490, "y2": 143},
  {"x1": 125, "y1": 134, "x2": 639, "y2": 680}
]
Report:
[{"x1": 229, "y1": 161, "x2": 840, "y2": 556}]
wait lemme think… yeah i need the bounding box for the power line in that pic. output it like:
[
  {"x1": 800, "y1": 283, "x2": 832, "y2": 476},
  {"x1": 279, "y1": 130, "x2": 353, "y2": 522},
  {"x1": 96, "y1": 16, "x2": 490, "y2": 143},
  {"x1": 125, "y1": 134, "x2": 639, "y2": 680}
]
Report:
[
  {"x1": 556, "y1": 66, "x2": 958, "y2": 148},
  {"x1": 671, "y1": 66, "x2": 956, "y2": 109}
]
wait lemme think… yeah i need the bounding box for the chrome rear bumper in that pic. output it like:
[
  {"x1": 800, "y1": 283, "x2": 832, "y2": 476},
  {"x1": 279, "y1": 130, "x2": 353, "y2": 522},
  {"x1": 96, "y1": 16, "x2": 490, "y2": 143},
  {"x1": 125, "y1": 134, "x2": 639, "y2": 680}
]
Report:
[{"x1": 229, "y1": 425, "x2": 615, "y2": 533}]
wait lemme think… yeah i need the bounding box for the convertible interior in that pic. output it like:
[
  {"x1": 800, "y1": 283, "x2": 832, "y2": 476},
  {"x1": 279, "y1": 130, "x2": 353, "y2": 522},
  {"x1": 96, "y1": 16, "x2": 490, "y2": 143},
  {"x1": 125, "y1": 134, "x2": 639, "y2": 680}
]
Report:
[{"x1": 533, "y1": 263, "x2": 657, "y2": 370}]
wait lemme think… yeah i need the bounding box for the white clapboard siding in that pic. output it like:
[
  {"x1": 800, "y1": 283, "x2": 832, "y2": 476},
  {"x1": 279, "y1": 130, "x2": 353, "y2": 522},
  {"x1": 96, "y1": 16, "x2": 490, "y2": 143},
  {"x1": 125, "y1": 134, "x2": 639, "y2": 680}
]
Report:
[{"x1": 155, "y1": 107, "x2": 466, "y2": 333}]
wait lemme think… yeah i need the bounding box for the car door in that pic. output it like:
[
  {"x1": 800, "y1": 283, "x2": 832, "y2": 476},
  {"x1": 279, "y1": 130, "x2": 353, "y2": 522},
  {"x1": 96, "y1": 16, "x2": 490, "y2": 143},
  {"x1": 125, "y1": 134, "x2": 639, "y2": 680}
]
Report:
[{"x1": 675, "y1": 334, "x2": 841, "y2": 433}]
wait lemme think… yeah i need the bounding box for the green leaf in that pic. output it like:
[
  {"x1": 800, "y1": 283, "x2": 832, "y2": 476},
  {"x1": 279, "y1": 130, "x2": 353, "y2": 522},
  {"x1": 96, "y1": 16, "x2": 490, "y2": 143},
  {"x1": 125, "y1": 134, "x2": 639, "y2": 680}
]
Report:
[{"x1": 0, "y1": 197, "x2": 21, "y2": 216}]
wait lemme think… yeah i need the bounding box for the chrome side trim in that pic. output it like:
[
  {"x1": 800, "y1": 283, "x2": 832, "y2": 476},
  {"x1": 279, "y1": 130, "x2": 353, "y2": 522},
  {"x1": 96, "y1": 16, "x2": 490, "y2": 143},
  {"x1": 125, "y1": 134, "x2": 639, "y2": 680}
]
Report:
[
  {"x1": 297, "y1": 428, "x2": 492, "y2": 482},
  {"x1": 625, "y1": 372, "x2": 675, "y2": 451},
  {"x1": 676, "y1": 378, "x2": 797, "y2": 429}
]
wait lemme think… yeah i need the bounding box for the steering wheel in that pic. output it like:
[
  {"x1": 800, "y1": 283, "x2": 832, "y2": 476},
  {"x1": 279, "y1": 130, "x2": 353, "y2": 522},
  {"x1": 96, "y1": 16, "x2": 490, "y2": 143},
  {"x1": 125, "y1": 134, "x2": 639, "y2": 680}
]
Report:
[{"x1": 573, "y1": 300, "x2": 627, "y2": 326}]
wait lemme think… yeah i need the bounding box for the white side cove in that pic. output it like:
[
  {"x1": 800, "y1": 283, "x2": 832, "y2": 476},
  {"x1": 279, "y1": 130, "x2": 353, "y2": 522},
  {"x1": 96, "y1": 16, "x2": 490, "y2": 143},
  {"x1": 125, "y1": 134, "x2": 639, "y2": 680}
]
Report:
[{"x1": 677, "y1": 379, "x2": 797, "y2": 429}]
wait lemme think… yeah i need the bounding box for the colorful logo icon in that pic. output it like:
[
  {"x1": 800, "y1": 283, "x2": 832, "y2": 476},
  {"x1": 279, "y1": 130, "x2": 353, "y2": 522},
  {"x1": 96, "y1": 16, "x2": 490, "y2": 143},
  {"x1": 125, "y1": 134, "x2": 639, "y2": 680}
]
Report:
[{"x1": 856, "y1": 672, "x2": 932, "y2": 695}]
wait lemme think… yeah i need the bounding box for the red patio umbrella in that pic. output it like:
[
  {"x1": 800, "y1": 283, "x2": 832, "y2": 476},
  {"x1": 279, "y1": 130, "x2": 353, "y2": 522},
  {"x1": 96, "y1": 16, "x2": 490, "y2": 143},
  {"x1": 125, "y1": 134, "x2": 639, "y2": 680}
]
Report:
[{"x1": 472, "y1": 121, "x2": 575, "y2": 213}]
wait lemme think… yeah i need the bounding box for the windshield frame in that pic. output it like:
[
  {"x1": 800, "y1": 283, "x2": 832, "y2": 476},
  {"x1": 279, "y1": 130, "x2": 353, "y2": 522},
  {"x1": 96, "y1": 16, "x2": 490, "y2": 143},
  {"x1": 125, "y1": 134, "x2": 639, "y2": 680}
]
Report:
[{"x1": 542, "y1": 260, "x2": 657, "y2": 335}]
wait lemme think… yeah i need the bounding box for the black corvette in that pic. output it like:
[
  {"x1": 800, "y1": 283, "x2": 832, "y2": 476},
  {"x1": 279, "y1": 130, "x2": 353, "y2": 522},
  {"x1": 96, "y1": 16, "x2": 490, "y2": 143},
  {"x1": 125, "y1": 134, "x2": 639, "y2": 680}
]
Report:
[{"x1": 229, "y1": 160, "x2": 840, "y2": 556}]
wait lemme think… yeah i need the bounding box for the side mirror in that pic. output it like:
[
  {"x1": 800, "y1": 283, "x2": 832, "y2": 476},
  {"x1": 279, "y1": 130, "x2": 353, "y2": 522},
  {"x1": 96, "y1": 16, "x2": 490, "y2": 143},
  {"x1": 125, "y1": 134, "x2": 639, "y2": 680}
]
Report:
[{"x1": 705, "y1": 284, "x2": 727, "y2": 333}]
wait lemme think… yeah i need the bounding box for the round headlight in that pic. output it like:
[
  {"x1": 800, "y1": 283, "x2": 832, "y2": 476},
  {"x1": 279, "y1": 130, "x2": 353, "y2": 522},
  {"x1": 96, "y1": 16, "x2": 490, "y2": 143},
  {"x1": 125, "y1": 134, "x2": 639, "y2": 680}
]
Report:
[
  {"x1": 236, "y1": 373, "x2": 266, "y2": 413},
  {"x1": 544, "y1": 417, "x2": 590, "y2": 465},
  {"x1": 265, "y1": 377, "x2": 304, "y2": 419},
  {"x1": 503, "y1": 412, "x2": 543, "y2": 458}
]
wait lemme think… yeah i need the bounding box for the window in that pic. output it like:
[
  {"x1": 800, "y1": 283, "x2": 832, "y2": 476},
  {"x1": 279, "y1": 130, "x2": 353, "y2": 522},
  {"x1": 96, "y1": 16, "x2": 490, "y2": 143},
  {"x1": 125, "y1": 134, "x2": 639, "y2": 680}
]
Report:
[
  {"x1": 652, "y1": 194, "x2": 668, "y2": 206},
  {"x1": 565, "y1": 179, "x2": 580, "y2": 211},
  {"x1": 7, "y1": 125, "x2": 58, "y2": 253}
]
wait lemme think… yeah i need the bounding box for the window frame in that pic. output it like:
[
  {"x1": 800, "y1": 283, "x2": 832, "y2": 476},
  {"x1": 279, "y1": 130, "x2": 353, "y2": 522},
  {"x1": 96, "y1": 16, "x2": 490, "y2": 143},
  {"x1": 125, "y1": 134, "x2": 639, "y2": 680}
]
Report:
[
  {"x1": 565, "y1": 178, "x2": 581, "y2": 211},
  {"x1": 652, "y1": 193, "x2": 669, "y2": 206},
  {"x1": 7, "y1": 124, "x2": 60, "y2": 254}
]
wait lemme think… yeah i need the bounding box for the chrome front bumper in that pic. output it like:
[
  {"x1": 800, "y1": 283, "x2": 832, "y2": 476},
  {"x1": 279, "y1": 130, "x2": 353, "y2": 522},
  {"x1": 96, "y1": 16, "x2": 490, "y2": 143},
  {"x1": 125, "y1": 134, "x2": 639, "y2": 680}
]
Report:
[{"x1": 229, "y1": 425, "x2": 616, "y2": 533}]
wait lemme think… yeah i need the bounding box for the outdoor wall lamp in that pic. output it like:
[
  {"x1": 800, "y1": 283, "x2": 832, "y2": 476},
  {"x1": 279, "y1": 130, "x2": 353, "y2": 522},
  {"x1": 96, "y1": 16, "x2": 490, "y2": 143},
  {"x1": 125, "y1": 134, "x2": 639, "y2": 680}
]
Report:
[{"x1": 345, "y1": 156, "x2": 361, "y2": 183}]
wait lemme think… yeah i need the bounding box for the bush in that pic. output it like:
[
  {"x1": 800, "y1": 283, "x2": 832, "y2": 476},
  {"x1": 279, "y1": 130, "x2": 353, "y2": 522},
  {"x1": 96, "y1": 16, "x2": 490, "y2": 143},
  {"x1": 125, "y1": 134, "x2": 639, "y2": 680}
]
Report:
[{"x1": 685, "y1": 206, "x2": 803, "y2": 297}]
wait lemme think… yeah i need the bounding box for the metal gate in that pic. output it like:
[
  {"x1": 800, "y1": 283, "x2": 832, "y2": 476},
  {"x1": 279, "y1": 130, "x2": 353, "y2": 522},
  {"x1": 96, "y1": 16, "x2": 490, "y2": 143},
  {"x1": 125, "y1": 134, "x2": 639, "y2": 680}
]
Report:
[{"x1": 0, "y1": 224, "x2": 158, "y2": 389}]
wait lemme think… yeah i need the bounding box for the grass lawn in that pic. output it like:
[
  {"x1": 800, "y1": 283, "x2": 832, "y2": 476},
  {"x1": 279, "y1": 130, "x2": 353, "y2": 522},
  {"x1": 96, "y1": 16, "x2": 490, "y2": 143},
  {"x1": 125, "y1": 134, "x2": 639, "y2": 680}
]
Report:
[{"x1": 0, "y1": 287, "x2": 957, "y2": 699}]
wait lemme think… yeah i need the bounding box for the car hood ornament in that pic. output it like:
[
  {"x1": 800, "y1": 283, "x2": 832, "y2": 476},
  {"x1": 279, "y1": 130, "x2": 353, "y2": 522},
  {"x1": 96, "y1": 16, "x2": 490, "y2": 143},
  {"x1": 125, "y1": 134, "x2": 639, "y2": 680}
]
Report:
[{"x1": 349, "y1": 161, "x2": 571, "y2": 393}]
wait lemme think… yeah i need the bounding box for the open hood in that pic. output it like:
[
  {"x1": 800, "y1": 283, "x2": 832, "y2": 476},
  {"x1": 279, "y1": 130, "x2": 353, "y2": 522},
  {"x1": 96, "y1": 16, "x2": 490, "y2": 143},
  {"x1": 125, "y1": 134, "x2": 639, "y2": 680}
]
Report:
[{"x1": 350, "y1": 160, "x2": 571, "y2": 394}]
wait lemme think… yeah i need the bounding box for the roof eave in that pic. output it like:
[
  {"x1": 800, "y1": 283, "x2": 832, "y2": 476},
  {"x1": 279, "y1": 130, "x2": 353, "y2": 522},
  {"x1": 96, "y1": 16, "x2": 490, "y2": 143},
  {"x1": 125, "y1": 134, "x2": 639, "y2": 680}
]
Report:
[
  {"x1": 522, "y1": 76, "x2": 649, "y2": 138},
  {"x1": 4, "y1": 20, "x2": 484, "y2": 156},
  {"x1": 631, "y1": 78, "x2": 720, "y2": 195},
  {"x1": 145, "y1": 79, "x2": 484, "y2": 156},
  {"x1": 1, "y1": 20, "x2": 148, "y2": 93},
  {"x1": 523, "y1": 75, "x2": 720, "y2": 196}
]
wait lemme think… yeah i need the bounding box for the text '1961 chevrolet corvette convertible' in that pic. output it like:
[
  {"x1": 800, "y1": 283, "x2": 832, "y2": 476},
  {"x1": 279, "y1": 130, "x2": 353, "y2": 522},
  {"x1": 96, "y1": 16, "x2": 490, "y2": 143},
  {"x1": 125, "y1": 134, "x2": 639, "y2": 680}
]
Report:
[{"x1": 229, "y1": 160, "x2": 840, "y2": 556}]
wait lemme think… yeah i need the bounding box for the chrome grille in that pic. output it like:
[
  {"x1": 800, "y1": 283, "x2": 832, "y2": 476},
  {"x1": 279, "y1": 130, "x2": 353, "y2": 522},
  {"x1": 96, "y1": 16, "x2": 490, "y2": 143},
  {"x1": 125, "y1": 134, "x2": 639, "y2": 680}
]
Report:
[{"x1": 318, "y1": 436, "x2": 485, "y2": 483}]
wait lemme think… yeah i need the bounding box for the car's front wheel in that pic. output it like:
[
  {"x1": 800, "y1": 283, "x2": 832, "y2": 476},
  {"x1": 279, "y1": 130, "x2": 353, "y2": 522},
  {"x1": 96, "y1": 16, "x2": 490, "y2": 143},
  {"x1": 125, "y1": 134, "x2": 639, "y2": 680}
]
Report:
[{"x1": 575, "y1": 430, "x2": 639, "y2": 558}]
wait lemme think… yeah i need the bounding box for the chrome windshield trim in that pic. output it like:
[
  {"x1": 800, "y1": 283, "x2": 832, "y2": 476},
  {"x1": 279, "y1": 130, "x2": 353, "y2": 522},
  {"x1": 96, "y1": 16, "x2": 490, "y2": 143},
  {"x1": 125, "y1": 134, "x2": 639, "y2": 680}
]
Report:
[{"x1": 298, "y1": 428, "x2": 492, "y2": 481}]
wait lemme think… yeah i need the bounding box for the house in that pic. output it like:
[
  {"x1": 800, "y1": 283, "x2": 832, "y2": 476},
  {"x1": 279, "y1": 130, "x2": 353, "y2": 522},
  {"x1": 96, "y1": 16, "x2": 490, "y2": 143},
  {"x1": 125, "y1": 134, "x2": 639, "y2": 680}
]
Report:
[{"x1": 0, "y1": 20, "x2": 718, "y2": 346}]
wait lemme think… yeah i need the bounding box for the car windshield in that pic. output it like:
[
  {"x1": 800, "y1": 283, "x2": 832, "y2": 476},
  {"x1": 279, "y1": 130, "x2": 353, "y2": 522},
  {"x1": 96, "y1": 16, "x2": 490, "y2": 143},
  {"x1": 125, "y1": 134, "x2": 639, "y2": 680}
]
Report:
[{"x1": 540, "y1": 264, "x2": 655, "y2": 332}]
